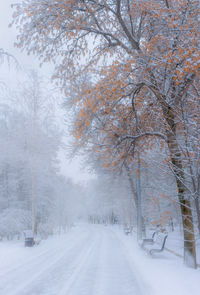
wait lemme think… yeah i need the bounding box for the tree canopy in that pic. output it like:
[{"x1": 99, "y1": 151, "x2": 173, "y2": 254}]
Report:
[{"x1": 12, "y1": 0, "x2": 200, "y2": 268}]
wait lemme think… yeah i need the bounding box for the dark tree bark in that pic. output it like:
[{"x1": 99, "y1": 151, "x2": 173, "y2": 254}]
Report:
[{"x1": 165, "y1": 107, "x2": 197, "y2": 268}]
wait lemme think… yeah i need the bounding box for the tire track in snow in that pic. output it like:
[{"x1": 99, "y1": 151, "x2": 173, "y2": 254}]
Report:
[
  {"x1": 0, "y1": 230, "x2": 85, "y2": 279},
  {"x1": 65, "y1": 227, "x2": 105, "y2": 295},
  {"x1": 58, "y1": 226, "x2": 144, "y2": 295},
  {"x1": 0, "y1": 246, "x2": 61, "y2": 280},
  {"x1": 0, "y1": 225, "x2": 152, "y2": 295},
  {"x1": 90, "y1": 228, "x2": 143, "y2": 295},
  {"x1": 110, "y1": 228, "x2": 153, "y2": 295},
  {"x1": 57, "y1": 231, "x2": 101, "y2": 295},
  {"x1": 0, "y1": 229, "x2": 91, "y2": 295}
]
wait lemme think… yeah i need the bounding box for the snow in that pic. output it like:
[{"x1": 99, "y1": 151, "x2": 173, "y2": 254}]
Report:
[{"x1": 0, "y1": 224, "x2": 199, "y2": 295}]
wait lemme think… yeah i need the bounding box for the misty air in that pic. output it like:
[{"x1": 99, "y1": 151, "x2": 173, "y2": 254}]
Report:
[{"x1": 0, "y1": 1, "x2": 199, "y2": 295}]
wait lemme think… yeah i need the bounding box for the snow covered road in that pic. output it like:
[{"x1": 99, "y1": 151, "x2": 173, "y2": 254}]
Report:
[
  {"x1": 0, "y1": 225, "x2": 144, "y2": 295},
  {"x1": 0, "y1": 224, "x2": 199, "y2": 295}
]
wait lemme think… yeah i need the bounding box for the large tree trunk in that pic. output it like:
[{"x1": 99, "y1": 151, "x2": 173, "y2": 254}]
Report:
[
  {"x1": 176, "y1": 174, "x2": 197, "y2": 268},
  {"x1": 165, "y1": 107, "x2": 197, "y2": 268},
  {"x1": 194, "y1": 197, "x2": 200, "y2": 236}
]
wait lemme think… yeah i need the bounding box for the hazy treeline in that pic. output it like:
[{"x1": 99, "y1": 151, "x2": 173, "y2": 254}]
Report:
[{"x1": 0, "y1": 68, "x2": 83, "y2": 240}]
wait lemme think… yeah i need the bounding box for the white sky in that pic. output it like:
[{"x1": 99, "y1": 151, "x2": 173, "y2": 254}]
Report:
[{"x1": 0, "y1": 0, "x2": 95, "y2": 184}]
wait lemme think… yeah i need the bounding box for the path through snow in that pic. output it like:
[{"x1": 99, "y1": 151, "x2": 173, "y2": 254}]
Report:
[
  {"x1": 0, "y1": 224, "x2": 199, "y2": 295},
  {"x1": 0, "y1": 225, "x2": 145, "y2": 295}
]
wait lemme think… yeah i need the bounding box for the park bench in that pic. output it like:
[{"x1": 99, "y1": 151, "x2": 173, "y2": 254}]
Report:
[
  {"x1": 23, "y1": 230, "x2": 35, "y2": 247},
  {"x1": 124, "y1": 225, "x2": 133, "y2": 235},
  {"x1": 141, "y1": 231, "x2": 168, "y2": 255},
  {"x1": 23, "y1": 230, "x2": 41, "y2": 247}
]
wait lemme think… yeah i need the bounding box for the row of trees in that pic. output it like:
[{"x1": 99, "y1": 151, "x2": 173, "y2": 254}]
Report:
[
  {"x1": 84, "y1": 147, "x2": 179, "y2": 231},
  {"x1": 0, "y1": 63, "x2": 82, "y2": 240},
  {"x1": 12, "y1": 0, "x2": 200, "y2": 267}
]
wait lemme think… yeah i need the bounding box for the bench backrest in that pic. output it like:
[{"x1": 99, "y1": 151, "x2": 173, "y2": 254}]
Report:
[{"x1": 23, "y1": 230, "x2": 33, "y2": 238}]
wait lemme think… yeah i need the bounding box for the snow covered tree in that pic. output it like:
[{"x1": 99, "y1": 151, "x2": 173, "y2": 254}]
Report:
[
  {"x1": 0, "y1": 71, "x2": 64, "y2": 239},
  {"x1": 12, "y1": 0, "x2": 200, "y2": 267}
]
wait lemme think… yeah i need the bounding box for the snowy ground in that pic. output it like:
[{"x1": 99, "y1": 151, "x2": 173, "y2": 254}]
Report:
[{"x1": 0, "y1": 224, "x2": 199, "y2": 295}]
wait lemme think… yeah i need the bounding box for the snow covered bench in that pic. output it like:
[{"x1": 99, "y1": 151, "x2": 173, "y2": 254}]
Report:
[
  {"x1": 23, "y1": 230, "x2": 41, "y2": 247},
  {"x1": 23, "y1": 230, "x2": 35, "y2": 247},
  {"x1": 141, "y1": 231, "x2": 157, "y2": 247},
  {"x1": 141, "y1": 231, "x2": 168, "y2": 255},
  {"x1": 124, "y1": 225, "x2": 133, "y2": 235}
]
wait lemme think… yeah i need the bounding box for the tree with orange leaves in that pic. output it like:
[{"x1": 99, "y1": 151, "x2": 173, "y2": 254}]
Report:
[{"x1": 12, "y1": 0, "x2": 200, "y2": 267}]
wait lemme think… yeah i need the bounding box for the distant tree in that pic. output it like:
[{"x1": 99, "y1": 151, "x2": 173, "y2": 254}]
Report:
[
  {"x1": 0, "y1": 72, "x2": 64, "y2": 239},
  {"x1": 0, "y1": 48, "x2": 17, "y2": 66}
]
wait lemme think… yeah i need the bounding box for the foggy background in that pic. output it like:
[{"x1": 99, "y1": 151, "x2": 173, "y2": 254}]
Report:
[{"x1": 0, "y1": 0, "x2": 93, "y2": 184}]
